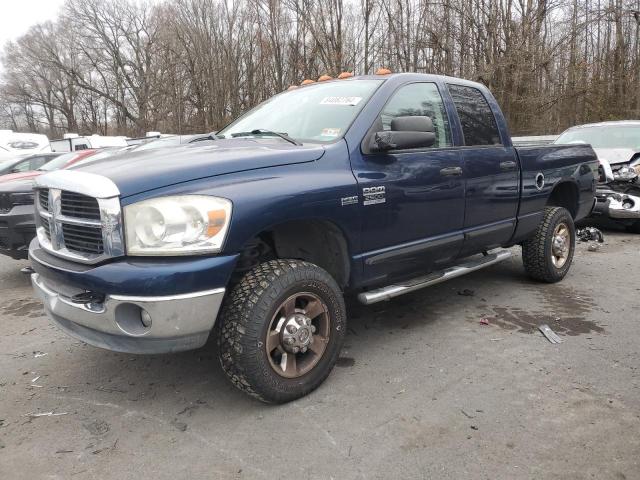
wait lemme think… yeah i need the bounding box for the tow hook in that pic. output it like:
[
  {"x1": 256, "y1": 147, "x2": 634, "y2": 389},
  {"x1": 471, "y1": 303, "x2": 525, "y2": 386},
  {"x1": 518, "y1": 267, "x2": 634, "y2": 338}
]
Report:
[{"x1": 71, "y1": 291, "x2": 106, "y2": 305}]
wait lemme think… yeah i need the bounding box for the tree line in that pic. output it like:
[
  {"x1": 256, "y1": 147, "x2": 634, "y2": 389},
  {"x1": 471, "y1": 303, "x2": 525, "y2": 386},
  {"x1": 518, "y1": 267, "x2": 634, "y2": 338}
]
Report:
[{"x1": 0, "y1": 0, "x2": 639, "y2": 137}]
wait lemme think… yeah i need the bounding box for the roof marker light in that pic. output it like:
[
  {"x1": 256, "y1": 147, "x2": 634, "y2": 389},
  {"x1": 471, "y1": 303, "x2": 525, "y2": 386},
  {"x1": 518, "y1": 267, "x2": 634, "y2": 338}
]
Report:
[
  {"x1": 301, "y1": 79, "x2": 315, "y2": 85},
  {"x1": 318, "y1": 75, "x2": 333, "y2": 82},
  {"x1": 375, "y1": 68, "x2": 392, "y2": 75},
  {"x1": 338, "y1": 72, "x2": 354, "y2": 79}
]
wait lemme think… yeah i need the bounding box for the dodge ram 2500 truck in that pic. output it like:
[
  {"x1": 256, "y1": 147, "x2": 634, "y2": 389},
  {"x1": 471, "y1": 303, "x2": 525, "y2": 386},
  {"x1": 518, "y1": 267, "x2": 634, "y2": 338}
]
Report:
[{"x1": 28, "y1": 73, "x2": 598, "y2": 403}]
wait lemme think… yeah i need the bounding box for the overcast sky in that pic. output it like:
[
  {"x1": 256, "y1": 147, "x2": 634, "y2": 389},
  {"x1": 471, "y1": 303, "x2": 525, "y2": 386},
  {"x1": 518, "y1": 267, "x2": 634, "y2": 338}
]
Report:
[{"x1": 0, "y1": 0, "x2": 66, "y2": 54}]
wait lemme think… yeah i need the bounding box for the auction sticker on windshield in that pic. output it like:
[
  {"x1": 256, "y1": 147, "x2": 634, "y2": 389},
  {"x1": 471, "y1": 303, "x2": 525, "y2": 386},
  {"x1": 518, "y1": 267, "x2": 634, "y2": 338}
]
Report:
[
  {"x1": 320, "y1": 96, "x2": 363, "y2": 106},
  {"x1": 321, "y1": 128, "x2": 341, "y2": 137}
]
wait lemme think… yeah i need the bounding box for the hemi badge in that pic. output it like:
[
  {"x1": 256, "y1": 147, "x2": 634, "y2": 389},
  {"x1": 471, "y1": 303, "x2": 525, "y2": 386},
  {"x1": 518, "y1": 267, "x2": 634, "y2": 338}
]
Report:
[{"x1": 341, "y1": 196, "x2": 358, "y2": 206}]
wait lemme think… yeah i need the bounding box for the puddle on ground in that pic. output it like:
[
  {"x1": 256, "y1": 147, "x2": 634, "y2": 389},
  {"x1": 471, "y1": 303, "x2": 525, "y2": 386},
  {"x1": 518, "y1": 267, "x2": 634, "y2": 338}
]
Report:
[
  {"x1": 1, "y1": 298, "x2": 44, "y2": 317},
  {"x1": 488, "y1": 307, "x2": 604, "y2": 336},
  {"x1": 485, "y1": 285, "x2": 604, "y2": 336}
]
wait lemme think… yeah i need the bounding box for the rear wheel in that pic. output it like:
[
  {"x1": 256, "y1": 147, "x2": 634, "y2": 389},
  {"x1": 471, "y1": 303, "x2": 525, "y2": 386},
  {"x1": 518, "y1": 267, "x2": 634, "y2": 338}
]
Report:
[
  {"x1": 216, "y1": 259, "x2": 346, "y2": 403},
  {"x1": 522, "y1": 207, "x2": 575, "y2": 283}
]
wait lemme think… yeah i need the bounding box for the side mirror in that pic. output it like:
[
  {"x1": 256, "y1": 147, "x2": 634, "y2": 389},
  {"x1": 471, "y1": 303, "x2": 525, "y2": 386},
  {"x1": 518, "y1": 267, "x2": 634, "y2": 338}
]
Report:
[{"x1": 371, "y1": 116, "x2": 436, "y2": 152}]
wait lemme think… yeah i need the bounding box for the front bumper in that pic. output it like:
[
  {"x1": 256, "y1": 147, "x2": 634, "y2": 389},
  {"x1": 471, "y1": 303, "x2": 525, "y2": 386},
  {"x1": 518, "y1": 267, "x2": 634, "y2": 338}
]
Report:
[
  {"x1": 0, "y1": 204, "x2": 36, "y2": 259},
  {"x1": 32, "y1": 272, "x2": 225, "y2": 354},
  {"x1": 593, "y1": 188, "x2": 640, "y2": 220}
]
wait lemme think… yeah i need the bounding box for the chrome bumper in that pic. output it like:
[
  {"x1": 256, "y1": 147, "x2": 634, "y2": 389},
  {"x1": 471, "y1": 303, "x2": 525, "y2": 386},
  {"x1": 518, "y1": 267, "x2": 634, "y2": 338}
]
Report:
[
  {"x1": 595, "y1": 189, "x2": 640, "y2": 219},
  {"x1": 32, "y1": 273, "x2": 225, "y2": 354}
]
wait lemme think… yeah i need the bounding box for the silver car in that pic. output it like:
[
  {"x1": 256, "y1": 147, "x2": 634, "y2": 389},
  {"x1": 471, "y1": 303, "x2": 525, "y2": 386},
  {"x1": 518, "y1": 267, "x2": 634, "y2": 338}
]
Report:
[{"x1": 555, "y1": 121, "x2": 640, "y2": 232}]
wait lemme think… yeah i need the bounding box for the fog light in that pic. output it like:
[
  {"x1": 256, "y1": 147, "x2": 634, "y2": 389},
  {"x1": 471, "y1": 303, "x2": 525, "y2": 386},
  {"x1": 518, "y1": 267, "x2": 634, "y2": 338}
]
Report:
[{"x1": 140, "y1": 309, "x2": 153, "y2": 328}]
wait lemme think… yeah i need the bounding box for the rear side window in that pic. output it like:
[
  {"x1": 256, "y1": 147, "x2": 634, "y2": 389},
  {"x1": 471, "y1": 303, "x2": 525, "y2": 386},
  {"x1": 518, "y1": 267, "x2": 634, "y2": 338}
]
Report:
[
  {"x1": 29, "y1": 156, "x2": 48, "y2": 170},
  {"x1": 447, "y1": 84, "x2": 501, "y2": 146},
  {"x1": 381, "y1": 83, "x2": 452, "y2": 148}
]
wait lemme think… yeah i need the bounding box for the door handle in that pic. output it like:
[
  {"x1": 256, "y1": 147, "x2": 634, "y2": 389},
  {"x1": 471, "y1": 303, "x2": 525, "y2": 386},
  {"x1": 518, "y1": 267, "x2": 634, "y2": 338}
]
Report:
[
  {"x1": 500, "y1": 161, "x2": 517, "y2": 171},
  {"x1": 440, "y1": 166, "x2": 463, "y2": 176}
]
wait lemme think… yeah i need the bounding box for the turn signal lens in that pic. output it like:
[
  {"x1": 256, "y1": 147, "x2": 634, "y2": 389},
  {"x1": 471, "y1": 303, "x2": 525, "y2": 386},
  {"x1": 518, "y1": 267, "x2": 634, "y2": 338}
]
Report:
[{"x1": 207, "y1": 210, "x2": 227, "y2": 237}]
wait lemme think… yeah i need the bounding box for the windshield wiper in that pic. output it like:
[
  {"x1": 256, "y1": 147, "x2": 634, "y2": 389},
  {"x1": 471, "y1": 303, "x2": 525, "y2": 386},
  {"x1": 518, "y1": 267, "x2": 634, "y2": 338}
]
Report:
[{"x1": 230, "y1": 129, "x2": 302, "y2": 146}]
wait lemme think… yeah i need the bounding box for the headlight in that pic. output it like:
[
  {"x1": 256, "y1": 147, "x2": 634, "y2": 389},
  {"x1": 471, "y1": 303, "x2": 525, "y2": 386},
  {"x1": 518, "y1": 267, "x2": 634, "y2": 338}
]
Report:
[
  {"x1": 10, "y1": 192, "x2": 34, "y2": 206},
  {"x1": 124, "y1": 195, "x2": 232, "y2": 256}
]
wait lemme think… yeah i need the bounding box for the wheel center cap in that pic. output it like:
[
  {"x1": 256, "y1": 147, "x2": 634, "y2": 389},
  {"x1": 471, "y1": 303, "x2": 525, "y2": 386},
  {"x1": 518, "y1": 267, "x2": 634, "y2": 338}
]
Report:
[
  {"x1": 281, "y1": 313, "x2": 314, "y2": 354},
  {"x1": 553, "y1": 236, "x2": 566, "y2": 255}
]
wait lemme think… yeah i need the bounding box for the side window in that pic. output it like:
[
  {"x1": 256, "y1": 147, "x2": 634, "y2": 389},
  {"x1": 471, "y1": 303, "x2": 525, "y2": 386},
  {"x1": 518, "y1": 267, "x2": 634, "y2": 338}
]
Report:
[
  {"x1": 381, "y1": 83, "x2": 452, "y2": 148},
  {"x1": 447, "y1": 84, "x2": 501, "y2": 146},
  {"x1": 11, "y1": 159, "x2": 31, "y2": 172},
  {"x1": 29, "y1": 156, "x2": 47, "y2": 170}
]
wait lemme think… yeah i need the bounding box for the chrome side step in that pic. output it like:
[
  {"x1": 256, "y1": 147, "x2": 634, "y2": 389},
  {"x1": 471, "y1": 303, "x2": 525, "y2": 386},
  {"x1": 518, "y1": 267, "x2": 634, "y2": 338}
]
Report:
[{"x1": 357, "y1": 250, "x2": 512, "y2": 305}]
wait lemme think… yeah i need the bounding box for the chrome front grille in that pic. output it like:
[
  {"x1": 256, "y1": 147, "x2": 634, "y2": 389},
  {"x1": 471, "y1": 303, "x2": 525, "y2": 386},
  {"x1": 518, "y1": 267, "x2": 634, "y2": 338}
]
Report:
[
  {"x1": 61, "y1": 223, "x2": 104, "y2": 254},
  {"x1": 33, "y1": 171, "x2": 124, "y2": 264},
  {"x1": 61, "y1": 191, "x2": 101, "y2": 220},
  {"x1": 38, "y1": 189, "x2": 49, "y2": 211}
]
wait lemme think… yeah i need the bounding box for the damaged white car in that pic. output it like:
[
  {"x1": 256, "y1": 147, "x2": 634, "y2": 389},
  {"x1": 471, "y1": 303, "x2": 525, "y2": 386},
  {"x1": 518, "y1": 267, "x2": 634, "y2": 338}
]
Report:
[{"x1": 555, "y1": 121, "x2": 640, "y2": 232}]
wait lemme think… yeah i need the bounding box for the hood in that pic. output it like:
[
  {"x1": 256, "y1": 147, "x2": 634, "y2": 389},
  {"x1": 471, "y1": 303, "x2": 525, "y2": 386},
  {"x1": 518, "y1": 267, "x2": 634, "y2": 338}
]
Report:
[
  {"x1": 0, "y1": 177, "x2": 37, "y2": 193},
  {"x1": 593, "y1": 148, "x2": 640, "y2": 165},
  {"x1": 73, "y1": 138, "x2": 325, "y2": 197},
  {"x1": 0, "y1": 170, "x2": 42, "y2": 184}
]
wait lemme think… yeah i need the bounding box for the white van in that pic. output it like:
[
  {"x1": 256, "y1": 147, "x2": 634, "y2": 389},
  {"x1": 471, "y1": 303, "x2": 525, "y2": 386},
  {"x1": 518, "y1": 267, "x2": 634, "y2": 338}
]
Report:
[
  {"x1": 50, "y1": 133, "x2": 128, "y2": 152},
  {"x1": 0, "y1": 130, "x2": 51, "y2": 160}
]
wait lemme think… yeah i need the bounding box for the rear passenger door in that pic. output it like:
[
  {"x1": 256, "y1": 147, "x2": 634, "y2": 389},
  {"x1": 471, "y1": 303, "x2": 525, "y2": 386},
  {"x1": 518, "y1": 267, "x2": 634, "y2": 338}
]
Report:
[{"x1": 447, "y1": 84, "x2": 519, "y2": 255}]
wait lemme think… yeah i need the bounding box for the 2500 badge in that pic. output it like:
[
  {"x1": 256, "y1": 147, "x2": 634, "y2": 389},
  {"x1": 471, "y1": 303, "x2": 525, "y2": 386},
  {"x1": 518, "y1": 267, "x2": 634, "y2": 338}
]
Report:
[{"x1": 362, "y1": 186, "x2": 386, "y2": 205}]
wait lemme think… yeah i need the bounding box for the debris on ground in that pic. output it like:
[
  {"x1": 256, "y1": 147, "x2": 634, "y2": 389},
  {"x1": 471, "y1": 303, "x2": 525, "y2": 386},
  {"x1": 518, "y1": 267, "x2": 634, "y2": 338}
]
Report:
[
  {"x1": 480, "y1": 318, "x2": 490, "y2": 326},
  {"x1": 577, "y1": 227, "x2": 604, "y2": 243},
  {"x1": 458, "y1": 289, "x2": 475, "y2": 297},
  {"x1": 588, "y1": 244, "x2": 601, "y2": 252},
  {"x1": 538, "y1": 324, "x2": 563, "y2": 344},
  {"x1": 24, "y1": 411, "x2": 69, "y2": 418},
  {"x1": 33, "y1": 351, "x2": 47, "y2": 358}
]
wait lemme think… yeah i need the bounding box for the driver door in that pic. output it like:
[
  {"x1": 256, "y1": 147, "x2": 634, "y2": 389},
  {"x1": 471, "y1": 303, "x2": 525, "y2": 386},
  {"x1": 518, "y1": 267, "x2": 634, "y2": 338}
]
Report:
[{"x1": 350, "y1": 82, "x2": 465, "y2": 286}]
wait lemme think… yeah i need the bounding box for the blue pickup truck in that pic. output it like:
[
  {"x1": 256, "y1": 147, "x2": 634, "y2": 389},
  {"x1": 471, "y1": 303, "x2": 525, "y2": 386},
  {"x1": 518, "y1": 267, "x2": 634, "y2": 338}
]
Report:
[{"x1": 28, "y1": 73, "x2": 598, "y2": 403}]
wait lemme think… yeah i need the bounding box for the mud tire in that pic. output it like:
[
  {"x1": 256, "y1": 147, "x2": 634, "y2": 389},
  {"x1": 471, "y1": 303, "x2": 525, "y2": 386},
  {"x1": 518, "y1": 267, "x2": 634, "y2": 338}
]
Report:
[
  {"x1": 216, "y1": 259, "x2": 346, "y2": 404},
  {"x1": 522, "y1": 207, "x2": 575, "y2": 283}
]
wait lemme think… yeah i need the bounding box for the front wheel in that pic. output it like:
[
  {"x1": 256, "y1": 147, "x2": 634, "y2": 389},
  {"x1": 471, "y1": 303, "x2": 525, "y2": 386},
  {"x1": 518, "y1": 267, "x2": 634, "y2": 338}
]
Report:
[
  {"x1": 522, "y1": 207, "x2": 576, "y2": 283},
  {"x1": 216, "y1": 259, "x2": 346, "y2": 403}
]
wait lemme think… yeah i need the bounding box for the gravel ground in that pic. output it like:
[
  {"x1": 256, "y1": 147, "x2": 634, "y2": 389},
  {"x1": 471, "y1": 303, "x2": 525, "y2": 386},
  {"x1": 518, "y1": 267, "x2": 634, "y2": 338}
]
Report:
[{"x1": 0, "y1": 231, "x2": 638, "y2": 479}]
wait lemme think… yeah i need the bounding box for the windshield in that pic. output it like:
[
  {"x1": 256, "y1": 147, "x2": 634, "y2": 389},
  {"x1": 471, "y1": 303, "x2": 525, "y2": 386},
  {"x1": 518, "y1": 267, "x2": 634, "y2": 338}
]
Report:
[
  {"x1": 218, "y1": 80, "x2": 382, "y2": 143},
  {"x1": 39, "y1": 151, "x2": 87, "y2": 171},
  {"x1": 556, "y1": 125, "x2": 640, "y2": 150}
]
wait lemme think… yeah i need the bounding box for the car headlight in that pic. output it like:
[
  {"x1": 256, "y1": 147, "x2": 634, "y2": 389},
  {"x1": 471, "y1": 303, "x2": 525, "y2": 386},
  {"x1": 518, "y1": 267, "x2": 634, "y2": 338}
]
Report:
[{"x1": 124, "y1": 195, "x2": 232, "y2": 256}]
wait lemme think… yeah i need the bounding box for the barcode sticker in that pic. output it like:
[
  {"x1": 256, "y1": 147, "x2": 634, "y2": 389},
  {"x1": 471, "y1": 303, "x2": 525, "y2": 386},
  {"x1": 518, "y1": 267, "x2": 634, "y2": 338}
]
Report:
[{"x1": 320, "y1": 96, "x2": 363, "y2": 106}]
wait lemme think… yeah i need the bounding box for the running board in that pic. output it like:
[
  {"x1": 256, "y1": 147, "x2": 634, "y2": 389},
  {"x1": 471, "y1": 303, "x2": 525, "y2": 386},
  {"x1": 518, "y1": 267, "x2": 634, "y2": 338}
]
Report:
[{"x1": 357, "y1": 250, "x2": 512, "y2": 305}]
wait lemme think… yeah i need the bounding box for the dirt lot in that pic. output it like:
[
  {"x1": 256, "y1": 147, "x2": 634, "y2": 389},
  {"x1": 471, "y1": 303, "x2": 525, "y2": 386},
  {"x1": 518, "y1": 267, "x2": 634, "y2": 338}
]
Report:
[{"x1": 0, "y1": 231, "x2": 639, "y2": 479}]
